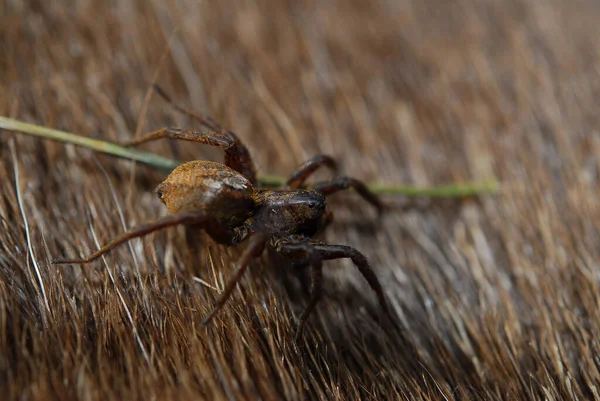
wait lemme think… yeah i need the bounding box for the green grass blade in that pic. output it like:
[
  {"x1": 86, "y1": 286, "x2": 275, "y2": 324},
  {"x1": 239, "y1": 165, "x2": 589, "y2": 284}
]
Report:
[{"x1": 0, "y1": 116, "x2": 499, "y2": 197}]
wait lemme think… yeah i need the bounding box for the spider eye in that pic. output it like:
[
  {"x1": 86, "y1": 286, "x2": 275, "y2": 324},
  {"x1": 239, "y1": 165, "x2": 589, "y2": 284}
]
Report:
[
  {"x1": 308, "y1": 201, "x2": 318, "y2": 208},
  {"x1": 157, "y1": 189, "x2": 164, "y2": 199}
]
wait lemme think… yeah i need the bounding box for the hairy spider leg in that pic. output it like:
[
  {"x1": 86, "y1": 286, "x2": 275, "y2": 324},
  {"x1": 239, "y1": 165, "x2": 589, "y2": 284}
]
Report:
[
  {"x1": 297, "y1": 256, "x2": 324, "y2": 342},
  {"x1": 274, "y1": 238, "x2": 392, "y2": 342},
  {"x1": 275, "y1": 239, "x2": 324, "y2": 342},
  {"x1": 312, "y1": 243, "x2": 392, "y2": 319},
  {"x1": 152, "y1": 84, "x2": 221, "y2": 132},
  {"x1": 286, "y1": 155, "x2": 338, "y2": 189},
  {"x1": 122, "y1": 85, "x2": 256, "y2": 184},
  {"x1": 52, "y1": 211, "x2": 209, "y2": 265},
  {"x1": 122, "y1": 127, "x2": 256, "y2": 184},
  {"x1": 313, "y1": 177, "x2": 384, "y2": 213},
  {"x1": 200, "y1": 233, "x2": 267, "y2": 328}
]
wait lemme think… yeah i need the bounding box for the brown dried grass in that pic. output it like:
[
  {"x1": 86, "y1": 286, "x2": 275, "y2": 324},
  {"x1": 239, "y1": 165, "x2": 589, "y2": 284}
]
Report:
[{"x1": 1, "y1": 0, "x2": 599, "y2": 400}]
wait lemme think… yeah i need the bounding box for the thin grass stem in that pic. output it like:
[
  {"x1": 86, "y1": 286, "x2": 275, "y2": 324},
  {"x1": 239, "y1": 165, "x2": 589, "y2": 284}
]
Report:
[{"x1": 0, "y1": 116, "x2": 499, "y2": 197}]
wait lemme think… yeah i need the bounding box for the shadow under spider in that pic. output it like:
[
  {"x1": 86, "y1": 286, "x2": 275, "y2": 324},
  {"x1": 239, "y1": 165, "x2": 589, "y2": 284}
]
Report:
[{"x1": 239, "y1": 255, "x2": 443, "y2": 398}]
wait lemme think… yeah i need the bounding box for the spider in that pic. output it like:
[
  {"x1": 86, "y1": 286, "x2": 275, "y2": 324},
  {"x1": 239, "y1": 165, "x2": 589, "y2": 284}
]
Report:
[{"x1": 54, "y1": 87, "x2": 392, "y2": 341}]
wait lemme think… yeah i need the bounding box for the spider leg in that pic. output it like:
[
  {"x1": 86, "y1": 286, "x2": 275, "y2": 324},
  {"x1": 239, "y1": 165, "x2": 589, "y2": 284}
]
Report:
[
  {"x1": 152, "y1": 84, "x2": 221, "y2": 132},
  {"x1": 296, "y1": 256, "x2": 323, "y2": 342},
  {"x1": 273, "y1": 237, "x2": 391, "y2": 341},
  {"x1": 272, "y1": 238, "x2": 323, "y2": 341},
  {"x1": 52, "y1": 211, "x2": 209, "y2": 265},
  {"x1": 286, "y1": 155, "x2": 338, "y2": 189},
  {"x1": 122, "y1": 127, "x2": 256, "y2": 184},
  {"x1": 122, "y1": 86, "x2": 256, "y2": 184},
  {"x1": 311, "y1": 242, "x2": 392, "y2": 320},
  {"x1": 313, "y1": 177, "x2": 384, "y2": 213},
  {"x1": 200, "y1": 232, "x2": 267, "y2": 328}
]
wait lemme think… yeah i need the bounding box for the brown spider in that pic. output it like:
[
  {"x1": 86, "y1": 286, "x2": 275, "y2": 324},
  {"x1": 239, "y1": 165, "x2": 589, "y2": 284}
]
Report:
[{"x1": 54, "y1": 87, "x2": 392, "y2": 341}]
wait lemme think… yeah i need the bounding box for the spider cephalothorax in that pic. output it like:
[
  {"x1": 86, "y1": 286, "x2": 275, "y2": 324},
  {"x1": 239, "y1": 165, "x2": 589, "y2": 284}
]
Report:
[{"x1": 55, "y1": 87, "x2": 391, "y2": 341}]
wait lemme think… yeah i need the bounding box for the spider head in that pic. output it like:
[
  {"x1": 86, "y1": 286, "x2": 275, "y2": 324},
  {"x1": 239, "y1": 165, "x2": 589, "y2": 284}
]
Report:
[
  {"x1": 284, "y1": 189, "x2": 326, "y2": 221},
  {"x1": 252, "y1": 189, "x2": 326, "y2": 236}
]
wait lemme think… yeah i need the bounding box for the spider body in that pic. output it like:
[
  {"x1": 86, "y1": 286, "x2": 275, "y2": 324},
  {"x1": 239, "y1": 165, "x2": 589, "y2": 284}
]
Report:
[
  {"x1": 157, "y1": 160, "x2": 329, "y2": 245},
  {"x1": 54, "y1": 87, "x2": 392, "y2": 341},
  {"x1": 157, "y1": 160, "x2": 255, "y2": 244},
  {"x1": 250, "y1": 189, "x2": 327, "y2": 238}
]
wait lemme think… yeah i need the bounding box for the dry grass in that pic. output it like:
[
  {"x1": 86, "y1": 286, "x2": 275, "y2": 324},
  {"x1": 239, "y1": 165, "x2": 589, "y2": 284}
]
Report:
[{"x1": 1, "y1": 0, "x2": 599, "y2": 399}]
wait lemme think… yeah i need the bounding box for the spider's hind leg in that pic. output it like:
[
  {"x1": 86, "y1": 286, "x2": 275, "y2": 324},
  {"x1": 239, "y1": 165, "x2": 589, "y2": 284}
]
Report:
[
  {"x1": 152, "y1": 84, "x2": 222, "y2": 132},
  {"x1": 53, "y1": 211, "x2": 210, "y2": 265},
  {"x1": 121, "y1": 127, "x2": 257, "y2": 184},
  {"x1": 200, "y1": 233, "x2": 267, "y2": 328},
  {"x1": 121, "y1": 86, "x2": 257, "y2": 183}
]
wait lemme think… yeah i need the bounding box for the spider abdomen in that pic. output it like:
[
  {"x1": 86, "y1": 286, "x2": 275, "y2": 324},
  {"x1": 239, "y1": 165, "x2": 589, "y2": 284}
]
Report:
[{"x1": 156, "y1": 160, "x2": 255, "y2": 228}]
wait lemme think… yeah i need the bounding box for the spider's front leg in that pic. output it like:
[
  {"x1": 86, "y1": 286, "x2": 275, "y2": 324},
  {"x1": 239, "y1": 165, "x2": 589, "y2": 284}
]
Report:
[
  {"x1": 313, "y1": 177, "x2": 384, "y2": 213},
  {"x1": 286, "y1": 155, "x2": 338, "y2": 189},
  {"x1": 272, "y1": 236, "x2": 392, "y2": 342},
  {"x1": 287, "y1": 156, "x2": 383, "y2": 213}
]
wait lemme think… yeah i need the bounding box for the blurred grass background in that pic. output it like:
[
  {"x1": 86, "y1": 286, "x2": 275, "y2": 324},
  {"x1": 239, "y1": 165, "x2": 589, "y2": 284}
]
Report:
[{"x1": 1, "y1": 0, "x2": 599, "y2": 400}]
